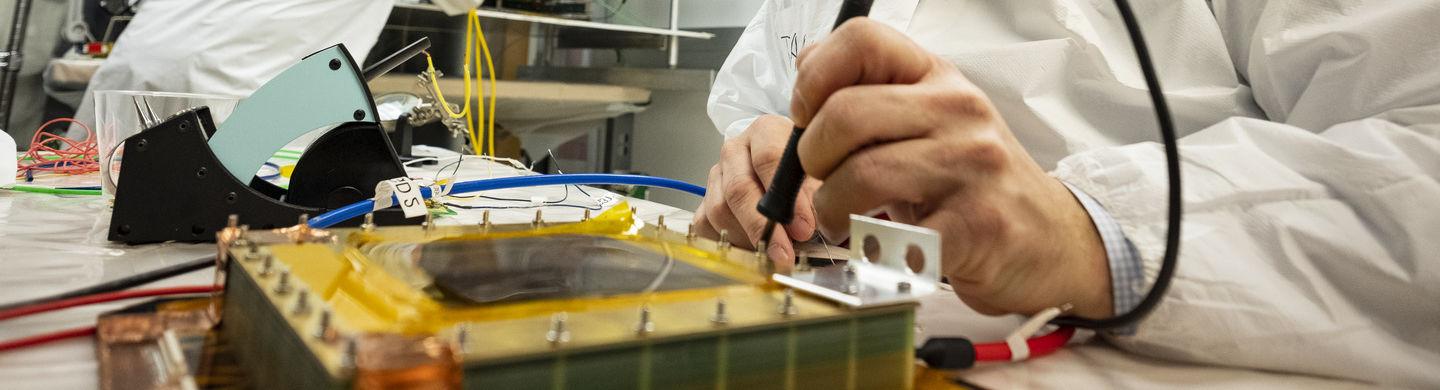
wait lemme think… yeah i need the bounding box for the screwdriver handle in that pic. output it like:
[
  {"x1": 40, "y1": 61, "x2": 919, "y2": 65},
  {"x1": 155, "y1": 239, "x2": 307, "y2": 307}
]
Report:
[
  {"x1": 757, "y1": 126, "x2": 807, "y2": 224},
  {"x1": 756, "y1": 0, "x2": 874, "y2": 226}
]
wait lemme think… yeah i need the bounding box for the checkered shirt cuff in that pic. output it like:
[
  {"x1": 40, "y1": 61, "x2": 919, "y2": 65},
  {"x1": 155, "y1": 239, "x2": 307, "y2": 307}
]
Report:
[{"x1": 1062, "y1": 182, "x2": 1144, "y2": 335}]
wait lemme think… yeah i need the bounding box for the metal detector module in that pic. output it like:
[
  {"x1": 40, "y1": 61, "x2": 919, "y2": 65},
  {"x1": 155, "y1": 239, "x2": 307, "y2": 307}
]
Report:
[{"x1": 215, "y1": 205, "x2": 936, "y2": 389}]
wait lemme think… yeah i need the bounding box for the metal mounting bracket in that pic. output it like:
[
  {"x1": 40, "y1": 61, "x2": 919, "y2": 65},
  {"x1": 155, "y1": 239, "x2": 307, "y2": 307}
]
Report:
[{"x1": 773, "y1": 214, "x2": 943, "y2": 308}]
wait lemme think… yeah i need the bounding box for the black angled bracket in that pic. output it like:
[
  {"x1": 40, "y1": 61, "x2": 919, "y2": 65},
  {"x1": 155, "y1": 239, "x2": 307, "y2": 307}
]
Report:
[{"x1": 108, "y1": 107, "x2": 414, "y2": 244}]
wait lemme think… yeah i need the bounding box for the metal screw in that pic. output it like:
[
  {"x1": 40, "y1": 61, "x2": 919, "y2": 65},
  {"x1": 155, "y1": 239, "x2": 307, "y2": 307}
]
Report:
[
  {"x1": 242, "y1": 245, "x2": 259, "y2": 262},
  {"x1": 361, "y1": 213, "x2": 375, "y2": 232},
  {"x1": 227, "y1": 214, "x2": 239, "y2": 229},
  {"x1": 243, "y1": 237, "x2": 260, "y2": 261},
  {"x1": 635, "y1": 306, "x2": 655, "y2": 336},
  {"x1": 292, "y1": 289, "x2": 311, "y2": 315},
  {"x1": 897, "y1": 281, "x2": 912, "y2": 294},
  {"x1": 778, "y1": 289, "x2": 798, "y2": 317},
  {"x1": 710, "y1": 299, "x2": 729, "y2": 325},
  {"x1": 546, "y1": 313, "x2": 571, "y2": 345},
  {"x1": 273, "y1": 270, "x2": 292, "y2": 295},
  {"x1": 796, "y1": 255, "x2": 812, "y2": 272},
  {"x1": 297, "y1": 214, "x2": 310, "y2": 229},
  {"x1": 843, "y1": 264, "x2": 861, "y2": 295},
  {"x1": 718, "y1": 230, "x2": 731, "y2": 251},
  {"x1": 260, "y1": 254, "x2": 276, "y2": 276},
  {"x1": 314, "y1": 309, "x2": 334, "y2": 341},
  {"x1": 339, "y1": 337, "x2": 357, "y2": 372},
  {"x1": 533, "y1": 209, "x2": 544, "y2": 226},
  {"x1": 686, "y1": 224, "x2": 696, "y2": 242},
  {"x1": 452, "y1": 323, "x2": 470, "y2": 355},
  {"x1": 423, "y1": 211, "x2": 435, "y2": 230},
  {"x1": 482, "y1": 210, "x2": 492, "y2": 229},
  {"x1": 657, "y1": 215, "x2": 666, "y2": 230},
  {"x1": 582, "y1": 209, "x2": 591, "y2": 221}
]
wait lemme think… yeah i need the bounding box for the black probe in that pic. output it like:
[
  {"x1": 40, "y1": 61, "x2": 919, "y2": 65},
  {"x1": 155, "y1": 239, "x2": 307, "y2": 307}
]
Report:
[{"x1": 756, "y1": 0, "x2": 876, "y2": 247}]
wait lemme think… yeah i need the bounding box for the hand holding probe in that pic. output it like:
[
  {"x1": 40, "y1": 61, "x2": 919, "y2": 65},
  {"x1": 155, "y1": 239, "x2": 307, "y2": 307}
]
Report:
[{"x1": 756, "y1": 0, "x2": 876, "y2": 254}]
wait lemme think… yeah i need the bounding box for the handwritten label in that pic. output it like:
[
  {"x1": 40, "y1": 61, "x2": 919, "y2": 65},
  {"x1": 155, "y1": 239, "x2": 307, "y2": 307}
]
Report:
[{"x1": 374, "y1": 177, "x2": 427, "y2": 218}]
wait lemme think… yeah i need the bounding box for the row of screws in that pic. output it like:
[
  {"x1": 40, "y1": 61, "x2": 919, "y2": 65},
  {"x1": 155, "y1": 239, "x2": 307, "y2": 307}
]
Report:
[{"x1": 436, "y1": 290, "x2": 805, "y2": 352}]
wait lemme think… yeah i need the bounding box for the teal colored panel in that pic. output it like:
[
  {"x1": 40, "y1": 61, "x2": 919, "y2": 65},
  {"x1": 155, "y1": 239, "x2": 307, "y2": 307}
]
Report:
[
  {"x1": 794, "y1": 320, "x2": 852, "y2": 389},
  {"x1": 208, "y1": 46, "x2": 377, "y2": 180},
  {"x1": 648, "y1": 339, "x2": 719, "y2": 390},
  {"x1": 469, "y1": 360, "x2": 554, "y2": 390},
  {"x1": 565, "y1": 349, "x2": 641, "y2": 389},
  {"x1": 854, "y1": 312, "x2": 913, "y2": 389},
  {"x1": 725, "y1": 328, "x2": 789, "y2": 390}
]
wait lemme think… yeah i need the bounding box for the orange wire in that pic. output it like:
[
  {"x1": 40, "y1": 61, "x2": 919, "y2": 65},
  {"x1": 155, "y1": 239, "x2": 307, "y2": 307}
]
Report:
[{"x1": 16, "y1": 118, "x2": 99, "y2": 177}]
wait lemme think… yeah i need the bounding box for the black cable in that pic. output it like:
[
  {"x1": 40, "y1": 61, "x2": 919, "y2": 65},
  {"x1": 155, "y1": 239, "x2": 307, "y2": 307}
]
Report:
[
  {"x1": 443, "y1": 182, "x2": 606, "y2": 211},
  {"x1": 443, "y1": 202, "x2": 602, "y2": 211},
  {"x1": 0, "y1": 255, "x2": 215, "y2": 312},
  {"x1": 1049, "y1": 0, "x2": 1181, "y2": 329}
]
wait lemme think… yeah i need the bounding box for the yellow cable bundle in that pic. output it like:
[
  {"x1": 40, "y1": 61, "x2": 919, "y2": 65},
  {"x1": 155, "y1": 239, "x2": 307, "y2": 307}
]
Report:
[
  {"x1": 422, "y1": 8, "x2": 498, "y2": 157},
  {"x1": 469, "y1": 10, "x2": 499, "y2": 157},
  {"x1": 424, "y1": 52, "x2": 469, "y2": 120}
]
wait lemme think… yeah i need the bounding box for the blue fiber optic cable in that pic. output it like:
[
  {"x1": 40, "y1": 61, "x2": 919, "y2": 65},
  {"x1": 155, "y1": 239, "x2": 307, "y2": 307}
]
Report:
[{"x1": 308, "y1": 173, "x2": 706, "y2": 228}]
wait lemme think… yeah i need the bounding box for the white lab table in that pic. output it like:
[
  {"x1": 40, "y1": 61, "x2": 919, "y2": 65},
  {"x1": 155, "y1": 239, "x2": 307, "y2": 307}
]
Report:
[{"x1": 0, "y1": 159, "x2": 1368, "y2": 389}]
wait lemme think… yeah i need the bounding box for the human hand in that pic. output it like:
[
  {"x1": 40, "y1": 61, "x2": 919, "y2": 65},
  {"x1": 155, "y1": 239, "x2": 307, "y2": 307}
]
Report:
[
  {"x1": 693, "y1": 114, "x2": 823, "y2": 273},
  {"x1": 791, "y1": 19, "x2": 1113, "y2": 318}
]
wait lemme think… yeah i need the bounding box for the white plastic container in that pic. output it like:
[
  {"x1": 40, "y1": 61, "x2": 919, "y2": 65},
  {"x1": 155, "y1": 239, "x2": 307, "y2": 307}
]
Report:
[{"x1": 1, "y1": 129, "x2": 15, "y2": 188}]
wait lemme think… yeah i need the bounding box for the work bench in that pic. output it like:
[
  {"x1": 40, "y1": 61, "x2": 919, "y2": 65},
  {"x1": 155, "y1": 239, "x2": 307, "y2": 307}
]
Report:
[{"x1": 0, "y1": 159, "x2": 1365, "y2": 389}]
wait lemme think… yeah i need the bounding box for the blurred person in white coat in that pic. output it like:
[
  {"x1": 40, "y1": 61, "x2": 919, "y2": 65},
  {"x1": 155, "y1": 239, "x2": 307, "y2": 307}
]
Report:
[
  {"x1": 67, "y1": 0, "x2": 393, "y2": 137},
  {"x1": 694, "y1": 0, "x2": 1439, "y2": 386}
]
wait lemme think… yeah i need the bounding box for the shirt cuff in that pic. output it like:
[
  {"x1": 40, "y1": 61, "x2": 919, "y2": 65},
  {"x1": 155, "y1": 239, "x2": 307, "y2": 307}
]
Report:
[{"x1": 1062, "y1": 182, "x2": 1145, "y2": 335}]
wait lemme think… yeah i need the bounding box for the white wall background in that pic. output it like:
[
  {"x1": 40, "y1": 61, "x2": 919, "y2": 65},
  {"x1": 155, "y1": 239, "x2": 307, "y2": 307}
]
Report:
[
  {"x1": 596, "y1": 0, "x2": 764, "y2": 210},
  {"x1": 678, "y1": 0, "x2": 765, "y2": 28},
  {"x1": 596, "y1": 0, "x2": 763, "y2": 29}
]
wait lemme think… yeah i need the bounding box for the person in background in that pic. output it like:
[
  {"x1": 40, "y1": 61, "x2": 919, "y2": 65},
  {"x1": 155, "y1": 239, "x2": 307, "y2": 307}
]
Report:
[
  {"x1": 66, "y1": 0, "x2": 393, "y2": 138},
  {"x1": 695, "y1": 0, "x2": 1439, "y2": 386}
]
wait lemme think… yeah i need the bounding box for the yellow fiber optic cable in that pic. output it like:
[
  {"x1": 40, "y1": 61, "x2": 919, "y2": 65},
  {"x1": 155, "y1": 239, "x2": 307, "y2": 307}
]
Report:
[
  {"x1": 475, "y1": 11, "x2": 499, "y2": 158},
  {"x1": 468, "y1": 10, "x2": 484, "y2": 156},
  {"x1": 417, "y1": 9, "x2": 496, "y2": 157},
  {"x1": 424, "y1": 52, "x2": 469, "y2": 120},
  {"x1": 466, "y1": 9, "x2": 483, "y2": 155}
]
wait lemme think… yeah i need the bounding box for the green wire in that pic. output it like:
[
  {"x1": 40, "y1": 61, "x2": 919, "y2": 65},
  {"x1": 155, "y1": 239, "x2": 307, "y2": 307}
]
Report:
[{"x1": 4, "y1": 185, "x2": 103, "y2": 196}]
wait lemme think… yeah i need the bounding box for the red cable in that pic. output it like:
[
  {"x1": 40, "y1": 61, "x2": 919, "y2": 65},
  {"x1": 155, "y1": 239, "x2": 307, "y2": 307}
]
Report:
[
  {"x1": 0, "y1": 285, "x2": 216, "y2": 322},
  {"x1": 16, "y1": 118, "x2": 100, "y2": 177},
  {"x1": 0, "y1": 326, "x2": 97, "y2": 353},
  {"x1": 973, "y1": 326, "x2": 1077, "y2": 362}
]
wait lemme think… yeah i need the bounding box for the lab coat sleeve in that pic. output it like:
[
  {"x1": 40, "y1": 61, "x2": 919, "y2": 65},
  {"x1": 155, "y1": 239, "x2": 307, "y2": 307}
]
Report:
[
  {"x1": 1052, "y1": 2, "x2": 1440, "y2": 386},
  {"x1": 707, "y1": 0, "x2": 788, "y2": 139}
]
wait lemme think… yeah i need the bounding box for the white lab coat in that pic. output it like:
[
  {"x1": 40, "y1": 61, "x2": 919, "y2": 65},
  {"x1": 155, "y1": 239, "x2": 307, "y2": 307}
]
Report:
[
  {"x1": 68, "y1": 0, "x2": 393, "y2": 136},
  {"x1": 710, "y1": 0, "x2": 1440, "y2": 386}
]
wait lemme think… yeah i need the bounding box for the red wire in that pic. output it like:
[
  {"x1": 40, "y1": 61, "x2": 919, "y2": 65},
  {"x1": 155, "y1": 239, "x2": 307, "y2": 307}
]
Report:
[
  {"x1": 16, "y1": 118, "x2": 100, "y2": 177},
  {"x1": 0, "y1": 285, "x2": 216, "y2": 321},
  {"x1": 0, "y1": 326, "x2": 97, "y2": 353},
  {"x1": 973, "y1": 326, "x2": 1077, "y2": 362}
]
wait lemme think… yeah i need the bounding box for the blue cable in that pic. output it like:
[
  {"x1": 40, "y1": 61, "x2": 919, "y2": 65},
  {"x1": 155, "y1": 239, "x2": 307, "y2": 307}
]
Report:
[{"x1": 308, "y1": 173, "x2": 706, "y2": 228}]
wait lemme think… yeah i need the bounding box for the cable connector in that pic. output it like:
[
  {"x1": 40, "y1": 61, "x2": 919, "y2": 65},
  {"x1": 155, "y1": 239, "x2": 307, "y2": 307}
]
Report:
[{"x1": 1005, "y1": 304, "x2": 1070, "y2": 361}]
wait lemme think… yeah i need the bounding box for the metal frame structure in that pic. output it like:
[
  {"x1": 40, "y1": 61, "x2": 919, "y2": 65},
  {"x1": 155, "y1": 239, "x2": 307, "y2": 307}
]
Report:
[{"x1": 0, "y1": 0, "x2": 35, "y2": 131}]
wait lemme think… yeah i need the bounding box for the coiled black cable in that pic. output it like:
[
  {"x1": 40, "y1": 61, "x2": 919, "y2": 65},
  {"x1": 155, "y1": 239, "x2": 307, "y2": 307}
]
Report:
[{"x1": 1049, "y1": 0, "x2": 1182, "y2": 329}]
